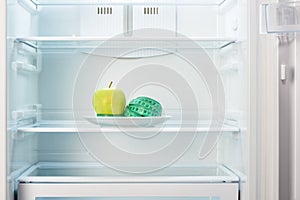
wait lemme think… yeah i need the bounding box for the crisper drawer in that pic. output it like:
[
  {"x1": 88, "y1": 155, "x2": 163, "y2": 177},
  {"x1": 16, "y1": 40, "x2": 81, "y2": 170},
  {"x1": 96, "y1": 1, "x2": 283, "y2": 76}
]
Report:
[{"x1": 17, "y1": 163, "x2": 239, "y2": 200}]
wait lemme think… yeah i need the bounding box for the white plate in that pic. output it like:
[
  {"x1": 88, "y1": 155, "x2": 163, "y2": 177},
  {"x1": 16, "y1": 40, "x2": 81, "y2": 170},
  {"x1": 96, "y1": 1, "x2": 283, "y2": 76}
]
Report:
[{"x1": 85, "y1": 116, "x2": 171, "y2": 127}]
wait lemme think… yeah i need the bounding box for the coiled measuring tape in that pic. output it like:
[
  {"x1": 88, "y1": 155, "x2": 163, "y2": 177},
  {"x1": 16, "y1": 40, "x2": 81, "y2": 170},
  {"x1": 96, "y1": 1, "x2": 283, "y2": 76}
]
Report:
[{"x1": 124, "y1": 97, "x2": 162, "y2": 117}]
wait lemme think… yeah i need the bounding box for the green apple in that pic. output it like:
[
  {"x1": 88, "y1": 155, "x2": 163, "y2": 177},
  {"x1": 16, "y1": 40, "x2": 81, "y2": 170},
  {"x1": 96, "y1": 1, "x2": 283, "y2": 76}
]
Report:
[{"x1": 93, "y1": 81, "x2": 126, "y2": 116}]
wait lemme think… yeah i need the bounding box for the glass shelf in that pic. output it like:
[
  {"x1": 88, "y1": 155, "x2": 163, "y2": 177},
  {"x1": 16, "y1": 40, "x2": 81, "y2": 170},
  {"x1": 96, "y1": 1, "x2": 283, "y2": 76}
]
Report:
[
  {"x1": 15, "y1": 37, "x2": 237, "y2": 53},
  {"x1": 16, "y1": 120, "x2": 240, "y2": 133},
  {"x1": 18, "y1": 162, "x2": 239, "y2": 183},
  {"x1": 26, "y1": 0, "x2": 227, "y2": 6},
  {"x1": 261, "y1": 1, "x2": 300, "y2": 34}
]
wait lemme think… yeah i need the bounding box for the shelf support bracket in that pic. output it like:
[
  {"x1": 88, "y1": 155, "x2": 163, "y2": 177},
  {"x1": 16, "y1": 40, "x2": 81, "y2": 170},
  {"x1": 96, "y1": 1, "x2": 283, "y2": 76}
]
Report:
[{"x1": 123, "y1": 5, "x2": 133, "y2": 36}]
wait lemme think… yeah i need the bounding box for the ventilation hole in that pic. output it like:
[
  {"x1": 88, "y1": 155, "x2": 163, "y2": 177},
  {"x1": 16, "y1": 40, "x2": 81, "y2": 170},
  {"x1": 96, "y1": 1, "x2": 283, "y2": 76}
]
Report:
[
  {"x1": 143, "y1": 7, "x2": 159, "y2": 15},
  {"x1": 97, "y1": 7, "x2": 113, "y2": 15}
]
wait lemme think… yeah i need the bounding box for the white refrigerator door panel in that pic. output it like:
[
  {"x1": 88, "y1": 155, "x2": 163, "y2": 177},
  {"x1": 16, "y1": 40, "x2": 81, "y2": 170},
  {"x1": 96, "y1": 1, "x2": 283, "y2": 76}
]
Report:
[{"x1": 0, "y1": 0, "x2": 7, "y2": 199}]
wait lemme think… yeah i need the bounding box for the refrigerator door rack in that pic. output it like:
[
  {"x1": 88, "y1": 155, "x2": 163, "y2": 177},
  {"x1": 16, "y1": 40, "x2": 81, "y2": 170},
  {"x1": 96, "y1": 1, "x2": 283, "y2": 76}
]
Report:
[
  {"x1": 17, "y1": 162, "x2": 239, "y2": 200},
  {"x1": 261, "y1": 1, "x2": 300, "y2": 34}
]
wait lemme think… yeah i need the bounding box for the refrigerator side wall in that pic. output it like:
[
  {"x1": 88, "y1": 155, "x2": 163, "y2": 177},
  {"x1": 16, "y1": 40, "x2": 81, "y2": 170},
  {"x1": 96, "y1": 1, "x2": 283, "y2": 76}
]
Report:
[
  {"x1": 250, "y1": 0, "x2": 279, "y2": 200},
  {"x1": 5, "y1": 2, "x2": 39, "y2": 200},
  {"x1": 0, "y1": 0, "x2": 7, "y2": 199}
]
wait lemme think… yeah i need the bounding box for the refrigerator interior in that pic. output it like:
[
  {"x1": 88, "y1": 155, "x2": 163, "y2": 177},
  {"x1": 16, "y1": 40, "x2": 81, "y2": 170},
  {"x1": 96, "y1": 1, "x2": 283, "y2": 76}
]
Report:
[{"x1": 6, "y1": 0, "x2": 248, "y2": 199}]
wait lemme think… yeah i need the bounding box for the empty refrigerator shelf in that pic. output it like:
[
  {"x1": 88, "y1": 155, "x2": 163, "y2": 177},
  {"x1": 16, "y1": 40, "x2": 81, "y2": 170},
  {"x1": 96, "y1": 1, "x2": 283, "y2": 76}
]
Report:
[
  {"x1": 261, "y1": 1, "x2": 300, "y2": 34},
  {"x1": 16, "y1": 120, "x2": 240, "y2": 133},
  {"x1": 18, "y1": 162, "x2": 239, "y2": 183},
  {"x1": 17, "y1": 163, "x2": 239, "y2": 200},
  {"x1": 14, "y1": 37, "x2": 237, "y2": 51},
  {"x1": 22, "y1": 0, "x2": 228, "y2": 6}
]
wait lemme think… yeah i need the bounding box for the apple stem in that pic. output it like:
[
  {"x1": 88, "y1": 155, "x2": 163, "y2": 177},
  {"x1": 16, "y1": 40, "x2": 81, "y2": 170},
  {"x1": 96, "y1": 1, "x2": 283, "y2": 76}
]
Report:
[{"x1": 108, "y1": 81, "x2": 113, "y2": 88}]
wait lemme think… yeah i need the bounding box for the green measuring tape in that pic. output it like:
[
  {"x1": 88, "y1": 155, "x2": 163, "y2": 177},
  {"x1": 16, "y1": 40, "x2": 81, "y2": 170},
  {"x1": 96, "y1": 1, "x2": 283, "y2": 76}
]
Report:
[{"x1": 124, "y1": 97, "x2": 162, "y2": 117}]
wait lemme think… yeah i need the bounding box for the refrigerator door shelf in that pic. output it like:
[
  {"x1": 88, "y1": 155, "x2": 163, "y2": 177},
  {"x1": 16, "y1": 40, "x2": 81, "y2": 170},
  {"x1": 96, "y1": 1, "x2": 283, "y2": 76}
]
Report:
[{"x1": 261, "y1": 1, "x2": 300, "y2": 34}]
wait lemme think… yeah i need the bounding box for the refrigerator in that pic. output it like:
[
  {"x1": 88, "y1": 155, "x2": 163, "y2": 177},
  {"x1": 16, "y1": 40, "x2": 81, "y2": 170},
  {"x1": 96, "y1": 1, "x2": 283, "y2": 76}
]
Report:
[{"x1": 1, "y1": 0, "x2": 299, "y2": 199}]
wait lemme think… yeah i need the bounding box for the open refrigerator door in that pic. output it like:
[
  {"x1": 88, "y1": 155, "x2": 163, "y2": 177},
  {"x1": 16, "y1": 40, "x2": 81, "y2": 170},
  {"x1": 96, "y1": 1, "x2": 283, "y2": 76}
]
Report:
[
  {"x1": 264, "y1": 1, "x2": 300, "y2": 200},
  {"x1": 260, "y1": 1, "x2": 300, "y2": 200}
]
